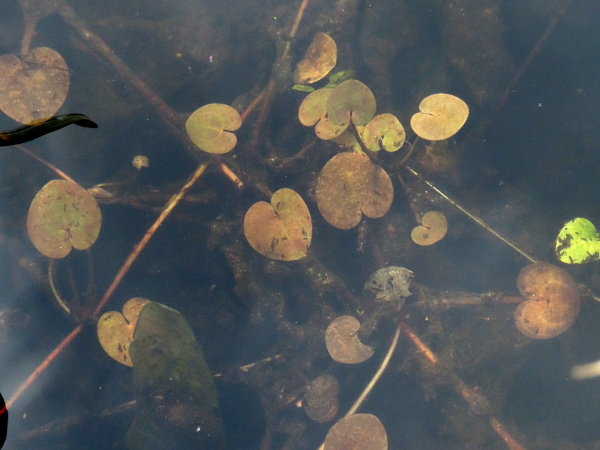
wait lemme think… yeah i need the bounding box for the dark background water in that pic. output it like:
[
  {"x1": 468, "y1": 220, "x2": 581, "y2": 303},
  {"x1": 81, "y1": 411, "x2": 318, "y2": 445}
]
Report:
[{"x1": 1, "y1": 0, "x2": 600, "y2": 448}]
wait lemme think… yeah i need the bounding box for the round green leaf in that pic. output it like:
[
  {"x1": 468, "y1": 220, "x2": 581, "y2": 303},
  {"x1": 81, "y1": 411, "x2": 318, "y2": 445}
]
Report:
[
  {"x1": 555, "y1": 217, "x2": 600, "y2": 264},
  {"x1": 185, "y1": 103, "x2": 242, "y2": 154},
  {"x1": 27, "y1": 180, "x2": 102, "y2": 258}
]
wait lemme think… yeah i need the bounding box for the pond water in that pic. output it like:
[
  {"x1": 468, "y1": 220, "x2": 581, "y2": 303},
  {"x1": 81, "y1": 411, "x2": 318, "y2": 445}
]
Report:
[{"x1": 1, "y1": 0, "x2": 600, "y2": 449}]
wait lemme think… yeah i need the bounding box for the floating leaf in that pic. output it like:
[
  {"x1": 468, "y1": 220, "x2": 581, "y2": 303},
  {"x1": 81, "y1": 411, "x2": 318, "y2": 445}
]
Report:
[
  {"x1": 293, "y1": 32, "x2": 337, "y2": 85},
  {"x1": 244, "y1": 188, "x2": 312, "y2": 261},
  {"x1": 514, "y1": 263, "x2": 580, "y2": 339},
  {"x1": 327, "y1": 80, "x2": 376, "y2": 128},
  {"x1": 304, "y1": 374, "x2": 339, "y2": 423},
  {"x1": 128, "y1": 301, "x2": 224, "y2": 448},
  {"x1": 298, "y1": 89, "x2": 346, "y2": 140},
  {"x1": 411, "y1": 211, "x2": 448, "y2": 246},
  {"x1": 97, "y1": 297, "x2": 151, "y2": 367},
  {"x1": 316, "y1": 153, "x2": 393, "y2": 229},
  {"x1": 27, "y1": 180, "x2": 102, "y2": 259},
  {"x1": 0, "y1": 47, "x2": 69, "y2": 124},
  {"x1": 410, "y1": 93, "x2": 469, "y2": 141},
  {"x1": 362, "y1": 113, "x2": 405, "y2": 152},
  {"x1": 325, "y1": 316, "x2": 374, "y2": 364},
  {"x1": 185, "y1": 103, "x2": 242, "y2": 154},
  {"x1": 555, "y1": 217, "x2": 600, "y2": 264},
  {"x1": 324, "y1": 414, "x2": 388, "y2": 450}
]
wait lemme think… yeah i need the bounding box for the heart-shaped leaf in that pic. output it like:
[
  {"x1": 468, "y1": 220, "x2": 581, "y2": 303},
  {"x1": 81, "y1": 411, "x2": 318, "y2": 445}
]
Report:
[
  {"x1": 244, "y1": 188, "x2": 312, "y2": 261},
  {"x1": 325, "y1": 315, "x2": 374, "y2": 364},
  {"x1": 97, "y1": 297, "x2": 151, "y2": 367},
  {"x1": 185, "y1": 103, "x2": 242, "y2": 154},
  {"x1": 411, "y1": 211, "x2": 448, "y2": 246},
  {"x1": 555, "y1": 217, "x2": 600, "y2": 264},
  {"x1": 410, "y1": 93, "x2": 469, "y2": 141},
  {"x1": 514, "y1": 263, "x2": 580, "y2": 339},
  {"x1": 27, "y1": 180, "x2": 102, "y2": 259},
  {"x1": 316, "y1": 153, "x2": 393, "y2": 229},
  {"x1": 0, "y1": 47, "x2": 69, "y2": 124}
]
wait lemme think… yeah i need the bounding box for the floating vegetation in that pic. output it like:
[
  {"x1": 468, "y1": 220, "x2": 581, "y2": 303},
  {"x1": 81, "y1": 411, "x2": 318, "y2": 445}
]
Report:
[
  {"x1": 410, "y1": 93, "x2": 469, "y2": 141},
  {"x1": 27, "y1": 180, "x2": 102, "y2": 259},
  {"x1": 244, "y1": 188, "x2": 312, "y2": 261},
  {"x1": 325, "y1": 316, "x2": 374, "y2": 364},
  {"x1": 0, "y1": 47, "x2": 69, "y2": 123},
  {"x1": 410, "y1": 211, "x2": 448, "y2": 246},
  {"x1": 555, "y1": 217, "x2": 600, "y2": 264},
  {"x1": 316, "y1": 153, "x2": 393, "y2": 229},
  {"x1": 97, "y1": 297, "x2": 151, "y2": 367},
  {"x1": 514, "y1": 263, "x2": 580, "y2": 339},
  {"x1": 293, "y1": 32, "x2": 337, "y2": 85},
  {"x1": 185, "y1": 103, "x2": 242, "y2": 154}
]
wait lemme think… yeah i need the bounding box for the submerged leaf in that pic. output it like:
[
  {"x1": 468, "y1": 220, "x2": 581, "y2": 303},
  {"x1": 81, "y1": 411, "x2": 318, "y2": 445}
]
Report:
[
  {"x1": 325, "y1": 316, "x2": 374, "y2": 364},
  {"x1": 514, "y1": 263, "x2": 580, "y2": 339},
  {"x1": 316, "y1": 153, "x2": 393, "y2": 229},
  {"x1": 244, "y1": 188, "x2": 312, "y2": 261},
  {"x1": 410, "y1": 93, "x2": 469, "y2": 141},
  {"x1": 324, "y1": 414, "x2": 388, "y2": 450},
  {"x1": 0, "y1": 47, "x2": 70, "y2": 124},
  {"x1": 362, "y1": 113, "x2": 405, "y2": 152},
  {"x1": 97, "y1": 297, "x2": 151, "y2": 367},
  {"x1": 27, "y1": 180, "x2": 102, "y2": 258},
  {"x1": 326, "y1": 80, "x2": 376, "y2": 128},
  {"x1": 127, "y1": 302, "x2": 224, "y2": 449},
  {"x1": 294, "y1": 32, "x2": 337, "y2": 85},
  {"x1": 186, "y1": 103, "x2": 242, "y2": 154},
  {"x1": 411, "y1": 211, "x2": 448, "y2": 246}
]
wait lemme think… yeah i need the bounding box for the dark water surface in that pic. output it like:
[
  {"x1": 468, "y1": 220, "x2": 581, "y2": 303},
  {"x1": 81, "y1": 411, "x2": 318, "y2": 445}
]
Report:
[{"x1": 1, "y1": 0, "x2": 600, "y2": 448}]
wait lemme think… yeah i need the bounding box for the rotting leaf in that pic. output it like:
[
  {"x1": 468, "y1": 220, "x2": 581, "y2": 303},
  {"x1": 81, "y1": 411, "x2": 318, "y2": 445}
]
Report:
[
  {"x1": 27, "y1": 180, "x2": 102, "y2": 259},
  {"x1": 326, "y1": 80, "x2": 376, "y2": 128},
  {"x1": 555, "y1": 217, "x2": 600, "y2": 264},
  {"x1": 324, "y1": 414, "x2": 388, "y2": 450},
  {"x1": 362, "y1": 113, "x2": 405, "y2": 152},
  {"x1": 0, "y1": 47, "x2": 69, "y2": 124},
  {"x1": 365, "y1": 266, "x2": 414, "y2": 306},
  {"x1": 514, "y1": 263, "x2": 580, "y2": 339},
  {"x1": 244, "y1": 188, "x2": 312, "y2": 261},
  {"x1": 97, "y1": 297, "x2": 151, "y2": 367},
  {"x1": 411, "y1": 211, "x2": 448, "y2": 245},
  {"x1": 325, "y1": 316, "x2": 374, "y2": 364},
  {"x1": 410, "y1": 93, "x2": 469, "y2": 141},
  {"x1": 293, "y1": 32, "x2": 337, "y2": 85},
  {"x1": 316, "y1": 153, "x2": 393, "y2": 229},
  {"x1": 304, "y1": 374, "x2": 339, "y2": 423},
  {"x1": 185, "y1": 103, "x2": 242, "y2": 154}
]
